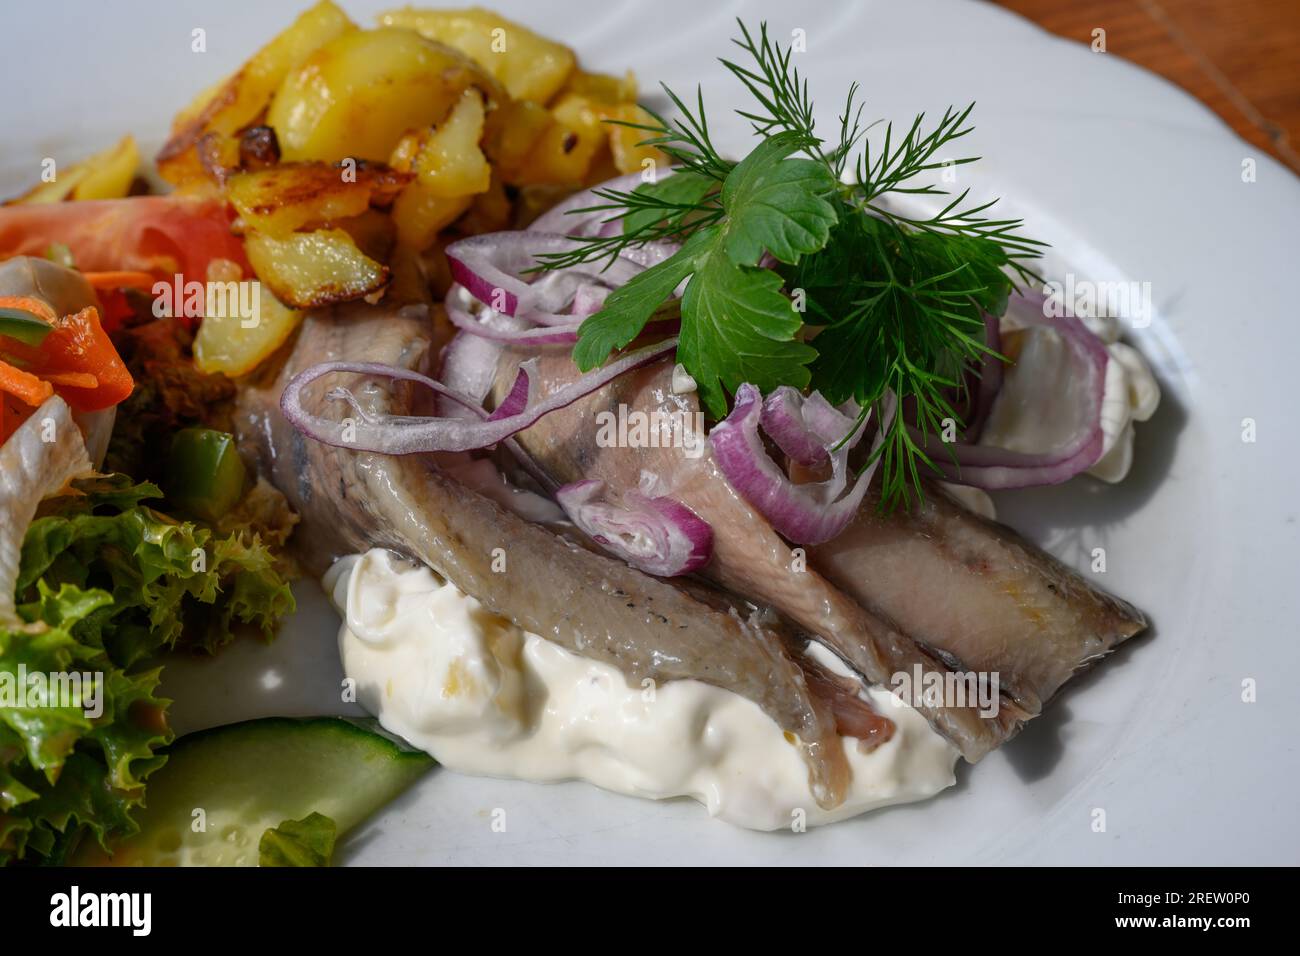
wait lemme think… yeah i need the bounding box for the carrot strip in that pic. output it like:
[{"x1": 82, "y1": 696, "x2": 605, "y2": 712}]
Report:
[
  {"x1": 0, "y1": 305, "x2": 133, "y2": 412},
  {"x1": 82, "y1": 270, "x2": 157, "y2": 290},
  {"x1": 42, "y1": 371, "x2": 100, "y2": 389},
  {"x1": 0, "y1": 357, "x2": 54, "y2": 406},
  {"x1": 0, "y1": 393, "x2": 33, "y2": 445}
]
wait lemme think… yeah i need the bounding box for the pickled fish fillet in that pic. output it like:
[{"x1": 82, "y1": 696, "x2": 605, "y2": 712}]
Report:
[
  {"x1": 234, "y1": 305, "x2": 850, "y2": 808},
  {"x1": 809, "y1": 483, "x2": 1147, "y2": 717},
  {"x1": 491, "y1": 349, "x2": 1145, "y2": 759}
]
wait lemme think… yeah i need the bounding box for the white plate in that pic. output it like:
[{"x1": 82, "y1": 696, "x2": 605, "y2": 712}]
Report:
[{"x1": 5, "y1": 0, "x2": 1297, "y2": 865}]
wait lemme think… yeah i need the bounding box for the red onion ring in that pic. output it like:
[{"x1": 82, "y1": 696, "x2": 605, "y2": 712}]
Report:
[
  {"x1": 280, "y1": 338, "x2": 680, "y2": 455},
  {"x1": 915, "y1": 293, "x2": 1109, "y2": 489},
  {"x1": 445, "y1": 231, "x2": 675, "y2": 326},
  {"x1": 555, "y1": 478, "x2": 712, "y2": 577},
  {"x1": 760, "y1": 386, "x2": 865, "y2": 469},
  {"x1": 709, "y1": 384, "x2": 885, "y2": 545}
]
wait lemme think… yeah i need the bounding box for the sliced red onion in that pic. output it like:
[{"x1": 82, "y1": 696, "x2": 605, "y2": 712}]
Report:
[
  {"x1": 710, "y1": 384, "x2": 886, "y2": 546},
  {"x1": 436, "y1": 324, "x2": 503, "y2": 422},
  {"x1": 489, "y1": 359, "x2": 532, "y2": 420},
  {"x1": 446, "y1": 296, "x2": 580, "y2": 345},
  {"x1": 914, "y1": 293, "x2": 1109, "y2": 489},
  {"x1": 528, "y1": 170, "x2": 676, "y2": 237},
  {"x1": 956, "y1": 309, "x2": 1004, "y2": 443},
  {"x1": 280, "y1": 337, "x2": 679, "y2": 455},
  {"x1": 445, "y1": 231, "x2": 673, "y2": 326},
  {"x1": 555, "y1": 478, "x2": 712, "y2": 577},
  {"x1": 572, "y1": 283, "x2": 610, "y2": 317},
  {"x1": 760, "y1": 386, "x2": 865, "y2": 469}
]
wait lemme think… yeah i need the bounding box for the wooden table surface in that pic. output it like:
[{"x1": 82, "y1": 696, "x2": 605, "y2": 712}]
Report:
[{"x1": 990, "y1": 0, "x2": 1300, "y2": 173}]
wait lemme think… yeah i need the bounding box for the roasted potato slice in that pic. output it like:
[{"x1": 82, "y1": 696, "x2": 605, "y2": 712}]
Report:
[
  {"x1": 195, "y1": 132, "x2": 243, "y2": 186},
  {"x1": 194, "y1": 290, "x2": 303, "y2": 377},
  {"x1": 411, "y1": 88, "x2": 491, "y2": 198},
  {"x1": 267, "y1": 28, "x2": 499, "y2": 164},
  {"x1": 500, "y1": 93, "x2": 607, "y2": 187},
  {"x1": 389, "y1": 88, "x2": 491, "y2": 249},
  {"x1": 458, "y1": 172, "x2": 511, "y2": 235},
  {"x1": 481, "y1": 98, "x2": 553, "y2": 180},
  {"x1": 607, "y1": 103, "x2": 667, "y2": 175},
  {"x1": 227, "y1": 161, "x2": 410, "y2": 236},
  {"x1": 157, "y1": 0, "x2": 355, "y2": 186},
  {"x1": 392, "y1": 190, "x2": 473, "y2": 251},
  {"x1": 9, "y1": 136, "x2": 139, "y2": 204},
  {"x1": 558, "y1": 68, "x2": 637, "y2": 106},
  {"x1": 483, "y1": 92, "x2": 661, "y2": 186},
  {"x1": 331, "y1": 209, "x2": 398, "y2": 263},
  {"x1": 378, "y1": 7, "x2": 575, "y2": 103},
  {"x1": 244, "y1": 228, "x2": 389, "y2": 308}
]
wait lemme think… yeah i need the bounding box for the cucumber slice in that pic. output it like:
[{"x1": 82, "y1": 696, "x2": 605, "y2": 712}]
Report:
[
  {"x1": 75, "y1": 717, "x2": 434, "y2": 867},
  {"x1": 0, "y1": 306, "x2": 52, "y2": 346}
]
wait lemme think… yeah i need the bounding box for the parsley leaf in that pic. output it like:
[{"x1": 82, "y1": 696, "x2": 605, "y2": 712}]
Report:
[
  {"x1": 574, "y1": 132, "x2": 836, "y2": 414},
  {"x1": 680, "y1": 237, "x2": 816, "y2": 416},
  {"x1": 720, "y1": 131, "x2": 838, "y2": 266},
  {"x1": 571, "y1": 233, "x2": 703, "y2": 371},
  {"x1": 551, "y1": 18, "x2": 1047, "y2": 508}
]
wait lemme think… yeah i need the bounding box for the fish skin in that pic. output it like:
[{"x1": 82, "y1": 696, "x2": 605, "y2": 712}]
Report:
[
  {"x1": 809, "y1": 482, "x2": 1148, "y2": 717},
  {"x1": 491, "y1": 350, "x2": 1031, "y2": 761},
  {"x1": 233, "y1": 305, "x2": 850, "y2": 808}
]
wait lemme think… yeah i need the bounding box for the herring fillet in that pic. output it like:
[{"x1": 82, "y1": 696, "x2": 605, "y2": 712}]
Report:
[
  {"x1": 491, "y1": 348, "x2": 1154, "y2": 759},
  {"x1": 233, "y1": 305, "x2": 850, "y2": 808},
  {"x1": 810, "y1": 483, "x2": 1148, "y2": 716}
]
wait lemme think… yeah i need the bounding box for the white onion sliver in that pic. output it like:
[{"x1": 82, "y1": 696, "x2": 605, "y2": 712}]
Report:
[
  {"x1": 445, "y1": 231, "x2": 664, "y2": 327},
  {"x1": 445, "y1": 297, "x2": 580, "y2": 345}
]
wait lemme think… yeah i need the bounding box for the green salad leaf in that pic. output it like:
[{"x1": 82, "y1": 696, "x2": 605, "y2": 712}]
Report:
[
  {"x1": 1, "y1": 475, "x2": 295, "y2": 865},
  {"x1": 17, "y1": 474, "x2": 294, "y2": 663},
  {"x1": 0, "y1": 582, "x2": 168, "y2": 865},
  {"x1": 571, "y1": 134, "x2": 832, "y2": 417}
]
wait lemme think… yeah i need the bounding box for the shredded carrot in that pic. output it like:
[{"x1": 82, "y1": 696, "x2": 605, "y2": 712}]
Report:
[
  {"x1": 0, "y1": 357, "x2": 54, "y2": 406},
  {"x1": 42, "y1": 371, "x2": 100, "y2": 389},
  {"x1": 0, "y1": 295, "x2": 57, "y2": 323},
  {"x1": 0, "y1": 305, "x2": 133, "y2": 412},
  {"x1": 82, "y1": 270, "x2": 157, "y2": 290}
]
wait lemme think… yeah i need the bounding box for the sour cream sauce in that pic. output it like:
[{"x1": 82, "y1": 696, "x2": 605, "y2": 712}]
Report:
[{"x1": 325, "y1": 548, "x2": 958, "y2": 831}]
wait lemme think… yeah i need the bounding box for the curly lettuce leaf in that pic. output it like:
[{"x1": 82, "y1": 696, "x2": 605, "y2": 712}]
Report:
[
  {"x1": 18, "y1": 474, "x2": 294, "y2": 662},
  {"x1": 0, "y1": 582, "x2": 169, "y2": 865},
  {"x1": 1, "y1": 475, "x2": 295, "y2": 864}
]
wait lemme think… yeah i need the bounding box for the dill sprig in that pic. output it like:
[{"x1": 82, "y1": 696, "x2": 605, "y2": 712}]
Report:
[{"x1": 536, "y1": 18, "x2": 1047, "y2": 510}]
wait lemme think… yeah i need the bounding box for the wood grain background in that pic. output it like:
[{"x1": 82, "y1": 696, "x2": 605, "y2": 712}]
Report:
[{"x1": 990, "y1": 0, "x2": 1300, "y2": 173}]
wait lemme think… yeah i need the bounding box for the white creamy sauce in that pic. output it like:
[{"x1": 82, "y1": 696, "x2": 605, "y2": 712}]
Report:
[
  {"x1": 325, "y1": 548, "x2": 958, "y2": 831},
  {"x1": 981, "y1": 313, "x2": 1161, "y2": 483}
]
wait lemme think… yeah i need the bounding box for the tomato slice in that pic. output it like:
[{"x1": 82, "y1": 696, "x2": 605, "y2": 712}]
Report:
[{"x1": 0, "y1": 195, "x2": 249, "y2": 284}]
